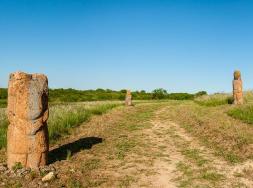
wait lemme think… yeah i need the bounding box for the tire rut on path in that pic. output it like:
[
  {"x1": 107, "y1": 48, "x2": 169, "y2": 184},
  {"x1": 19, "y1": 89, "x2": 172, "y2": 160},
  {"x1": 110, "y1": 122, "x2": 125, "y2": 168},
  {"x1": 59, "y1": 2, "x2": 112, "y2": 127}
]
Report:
[{"x1": 143, "y1": 107, "x2": 253, "y2": 188}]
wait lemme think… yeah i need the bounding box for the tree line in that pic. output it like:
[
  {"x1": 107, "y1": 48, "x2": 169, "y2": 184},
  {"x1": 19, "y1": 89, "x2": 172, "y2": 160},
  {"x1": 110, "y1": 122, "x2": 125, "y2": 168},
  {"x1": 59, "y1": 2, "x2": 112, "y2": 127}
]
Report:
[{"x1": 0, "y1": 88, "x2": 207, "y2": 103}]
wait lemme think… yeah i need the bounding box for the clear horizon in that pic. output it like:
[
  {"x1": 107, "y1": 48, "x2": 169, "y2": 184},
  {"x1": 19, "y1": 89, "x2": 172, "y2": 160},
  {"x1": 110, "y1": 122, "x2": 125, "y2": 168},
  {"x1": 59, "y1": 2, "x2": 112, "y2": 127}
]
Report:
[{"x1": 1, "y1": 0, "x2": 253, "y2": 93}]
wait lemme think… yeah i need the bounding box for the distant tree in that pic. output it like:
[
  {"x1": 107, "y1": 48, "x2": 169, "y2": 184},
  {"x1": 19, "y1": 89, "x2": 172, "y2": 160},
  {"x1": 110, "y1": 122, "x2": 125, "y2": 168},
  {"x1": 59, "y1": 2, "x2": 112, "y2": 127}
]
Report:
[
  {"x1": 106, "y1": 89, "x2": 113, "y2": 93},
  {"x1": 120, "y1": 89, "x2": 127, "y2": 93},
  {"x1": 152, "y1": 88, "x2": 167, "y2": 99},
  {"x1": 195, "y1": 91, "x2": 207, "y2": 97},
  {"x1": 96, "y1": 88, "x2": 105, "y2": 92}
]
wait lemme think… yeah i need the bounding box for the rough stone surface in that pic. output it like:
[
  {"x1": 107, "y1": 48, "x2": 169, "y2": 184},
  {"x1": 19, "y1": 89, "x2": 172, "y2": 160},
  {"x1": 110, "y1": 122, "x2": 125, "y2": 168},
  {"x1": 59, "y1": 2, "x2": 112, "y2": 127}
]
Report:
[
  {"x1": 125, "y1": 90, "x2": 132, "y2": 106},
  {"x1": 7, "y1": 72, "x2": 49, "y2": 169},
  {"x1": 41, "y1": 172, "x2": 55, "y2": 182},
  {"x1": 233, "y1": 70, "x2": 243, "y2": 105}
]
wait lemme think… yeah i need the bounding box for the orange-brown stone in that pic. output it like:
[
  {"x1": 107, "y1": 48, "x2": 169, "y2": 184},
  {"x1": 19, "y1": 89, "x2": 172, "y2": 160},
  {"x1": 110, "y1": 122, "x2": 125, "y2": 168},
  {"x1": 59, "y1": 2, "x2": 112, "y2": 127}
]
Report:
[
  {"x1": 7, "y1": 72, "x2": 49, "y2": 169},
  {"x1": 233, "y1": 71, "x2": 243, "y2": 105},
  {"x1": 125, "y1": 90, "x2": 132, "y2": 106}
]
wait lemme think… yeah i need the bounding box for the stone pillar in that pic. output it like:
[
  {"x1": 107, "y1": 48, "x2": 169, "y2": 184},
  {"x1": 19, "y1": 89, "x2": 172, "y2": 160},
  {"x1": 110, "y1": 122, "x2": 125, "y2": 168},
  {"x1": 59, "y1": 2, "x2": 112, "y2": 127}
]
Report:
[
  {"x1": 125, "y1": 90, "x2": 132, "y2": 106},
  {"x1": 7, "y1": 72, "x2": 49, "y2": 169},
  {"x1": 233, "y1": 70, "x2": 243, "y2": 105}
]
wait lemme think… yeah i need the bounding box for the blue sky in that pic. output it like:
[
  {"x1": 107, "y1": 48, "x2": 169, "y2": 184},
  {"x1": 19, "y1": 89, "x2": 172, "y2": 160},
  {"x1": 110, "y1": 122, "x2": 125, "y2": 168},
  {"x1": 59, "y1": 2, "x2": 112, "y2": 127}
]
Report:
[{"x1": 0, "y1": 0, "x2": 253, "y2": 93}]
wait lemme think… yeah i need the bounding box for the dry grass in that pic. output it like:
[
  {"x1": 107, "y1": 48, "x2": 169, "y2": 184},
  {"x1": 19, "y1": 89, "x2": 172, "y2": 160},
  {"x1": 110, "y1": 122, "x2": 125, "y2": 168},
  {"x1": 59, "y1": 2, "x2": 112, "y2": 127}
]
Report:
[
  {"x1": 194, "y1": 93, "x2": 233, "y2": 106},
  {"x1": 164, "y1": 101, "x2": 253, "y2": 163},
  {"x1": 0, "y1": 100, "x2": 253, "y2": 187},
  {"x1": 194, "y1": 91, "x2": 253, "y2": 107}
]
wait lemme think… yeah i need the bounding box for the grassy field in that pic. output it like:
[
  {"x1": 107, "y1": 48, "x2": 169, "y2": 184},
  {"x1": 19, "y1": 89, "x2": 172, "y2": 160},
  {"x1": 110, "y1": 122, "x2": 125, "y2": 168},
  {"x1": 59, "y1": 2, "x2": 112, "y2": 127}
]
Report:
[
  {"x1": 1, "y1": 94, "x2": 253, "y2": 187},
  {"x1": 176, "y1": 91, "x2": 253, "y2": 163},
  {"x1": 0, "y1": 101, "x2": 121, "y2": 149}
]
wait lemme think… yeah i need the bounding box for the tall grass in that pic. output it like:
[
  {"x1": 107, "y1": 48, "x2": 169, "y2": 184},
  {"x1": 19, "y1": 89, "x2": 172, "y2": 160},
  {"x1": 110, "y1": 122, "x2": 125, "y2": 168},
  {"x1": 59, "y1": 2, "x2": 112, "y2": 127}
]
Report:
[
  {"x1": 227, "y1": 105, "x2": 253, "y2": 124},
  {"x1": 195, "y1": 91, "x2": 253, "y2": 107},
  {"x1": 227, "y1": 91, "x2": 253, "y2": 124},
  {"x1": 243, "y1": 91, "x2": 253, "y2": 104},
  {"x1": 0, "y1": 102, "x2": 120, "y2": 149},
  {"x1": 48, "y1": 103, "x2": 119, "y2": 143},
  {"x1": 0, "y1": 109, "x2": 8, "y2": 149},
  {"x1": 194, "y1": 93, "x2": 233, "y2": 107}
]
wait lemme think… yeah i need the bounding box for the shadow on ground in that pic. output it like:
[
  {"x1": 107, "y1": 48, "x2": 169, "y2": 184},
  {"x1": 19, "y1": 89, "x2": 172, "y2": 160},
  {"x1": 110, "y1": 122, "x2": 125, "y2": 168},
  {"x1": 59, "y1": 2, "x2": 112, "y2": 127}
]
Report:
[{"x1": 49, "y1": 137, "x2": 103, "y2": 164}]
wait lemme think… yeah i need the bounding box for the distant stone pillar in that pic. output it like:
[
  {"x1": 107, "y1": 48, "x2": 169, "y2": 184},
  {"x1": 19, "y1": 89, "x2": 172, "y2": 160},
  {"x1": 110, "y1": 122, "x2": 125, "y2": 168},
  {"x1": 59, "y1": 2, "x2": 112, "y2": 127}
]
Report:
[
  {"x1": 233, "y1": 70, "x2": 243, "y2": 105},
  {"x1": 125, "y1": 90, "x2": 132, "y2": 106},
  {"x1": 7, "y1": 72, "x2": 49, "y2": 169}
]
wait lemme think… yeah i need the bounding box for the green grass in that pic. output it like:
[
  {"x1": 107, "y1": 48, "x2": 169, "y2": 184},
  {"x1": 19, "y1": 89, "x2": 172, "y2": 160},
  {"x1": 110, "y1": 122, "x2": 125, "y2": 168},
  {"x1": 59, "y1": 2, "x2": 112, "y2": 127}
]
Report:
[
  {"x1": 83, "y1": 159, "x2": 101, "y2": 170},
  {"x1": 0, "y1": 102, "x2": 119, "y2": 149},
  {"x1": 116, "y1": 139, "x2": 137, "y2": 160},
  {"x1": 200, "y1": 171, "x2": 224, "y2": 181},
  {"x1": 0, "y1": 109, "x2": 8, "y2": 149},
  {"x1": 0, "y1": 99, "x2": 7, "y2": 108},
  {"x1": 181, "y1": 149, "x2": 208, "y2": 167},
  {"x1": 48, "y1": 103, "x2": 119, "y2": 143},
  {"x1": 227, "y1": 105, "x2": 253, "y2": 124},
  {"x1": 118, "y1": 175, "x2": 136, "y2": 187}
]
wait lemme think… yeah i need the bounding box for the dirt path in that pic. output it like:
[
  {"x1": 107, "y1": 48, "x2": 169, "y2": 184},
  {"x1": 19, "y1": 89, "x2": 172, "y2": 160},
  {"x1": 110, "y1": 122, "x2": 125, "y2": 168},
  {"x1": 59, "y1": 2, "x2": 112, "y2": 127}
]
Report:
[
  {"x1": 2, "y1": 103, "x2": 253, "y2": 187},
  {"x1": 141, "y1": 107, "x2": 253, "y2": 188}
]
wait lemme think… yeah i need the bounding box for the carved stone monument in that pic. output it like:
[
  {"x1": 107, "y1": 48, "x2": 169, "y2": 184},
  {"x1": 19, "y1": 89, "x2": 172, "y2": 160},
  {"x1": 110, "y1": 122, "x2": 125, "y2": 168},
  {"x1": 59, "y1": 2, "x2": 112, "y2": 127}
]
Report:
[
  {"x1": 233, "y1": 70, "x2": 243, "y2": 105},
  {"x1": 125, "y1": 90, "x2": 132, "y2": 106},
  {"x1": 7, "y1": 72, "x2": 49, "y2": 169}
]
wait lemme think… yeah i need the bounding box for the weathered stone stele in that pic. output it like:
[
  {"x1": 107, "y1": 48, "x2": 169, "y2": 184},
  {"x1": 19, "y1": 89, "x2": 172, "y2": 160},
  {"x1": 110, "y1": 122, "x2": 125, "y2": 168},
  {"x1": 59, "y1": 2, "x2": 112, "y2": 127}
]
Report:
[
  {"x1": 125, "y1": 90, "x2": 132, "y2": 106},
  {"x1": 7, "y1": 72, "x2": 49, "y2": 169},
  {"x1": 233, "y1": 70, "x2": 243, "y2": 105}
]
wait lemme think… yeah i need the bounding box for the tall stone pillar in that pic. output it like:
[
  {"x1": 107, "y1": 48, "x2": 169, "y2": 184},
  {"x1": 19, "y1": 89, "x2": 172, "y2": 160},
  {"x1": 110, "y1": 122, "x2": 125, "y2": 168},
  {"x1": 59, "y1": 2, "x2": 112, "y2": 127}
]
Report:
[
  {"x1": 7, "y1": 72, "x2": 49, "y2": 169},
  {"x1": 125, "y1": 90, "x2": 132, "y2": 106},
  {"x1": 233, "y1": 70, "x2": 243, "y2": 105}
]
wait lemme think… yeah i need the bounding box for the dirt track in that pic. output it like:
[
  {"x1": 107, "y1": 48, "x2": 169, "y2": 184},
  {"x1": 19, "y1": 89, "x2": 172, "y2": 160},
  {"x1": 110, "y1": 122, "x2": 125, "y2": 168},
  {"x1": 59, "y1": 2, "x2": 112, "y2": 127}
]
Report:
[{"x1": 1, "y1": 103, "x2": 253, "y2": 187}]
